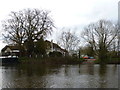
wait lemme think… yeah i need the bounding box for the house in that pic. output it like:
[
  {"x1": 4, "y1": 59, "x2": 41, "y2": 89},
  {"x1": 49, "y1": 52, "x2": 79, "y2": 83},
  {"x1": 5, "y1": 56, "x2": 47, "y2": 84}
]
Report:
[
  {"x1": 1, "y1": 40, "x2": 68, "y2": 57},
  {"x1": 45, "y1": 40, "x2": 68, "y2": 56},
  {"x1": 1, "y1": 45, "x2": 20, "y2": 57}
]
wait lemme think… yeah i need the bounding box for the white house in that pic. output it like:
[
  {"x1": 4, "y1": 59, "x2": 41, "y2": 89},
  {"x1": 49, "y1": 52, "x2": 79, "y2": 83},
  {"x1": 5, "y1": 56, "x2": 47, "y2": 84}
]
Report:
[{"x1": 45, "y1": 40, "x2": 68, "y2": 56}]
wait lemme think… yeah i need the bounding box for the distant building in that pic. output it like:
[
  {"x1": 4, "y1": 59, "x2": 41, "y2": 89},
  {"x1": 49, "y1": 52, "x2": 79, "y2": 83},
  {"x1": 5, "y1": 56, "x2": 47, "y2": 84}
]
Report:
[
  {"x1": 45, "y1": 40, "x2": 68, "y2": 56},
  {"x1": 1, "y1": 45, "x2": 20, "y2": 57}
]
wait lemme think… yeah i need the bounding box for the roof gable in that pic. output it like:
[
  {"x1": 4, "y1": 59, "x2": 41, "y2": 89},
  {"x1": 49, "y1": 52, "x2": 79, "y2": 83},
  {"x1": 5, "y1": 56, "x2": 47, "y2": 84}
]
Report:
[
  {"x1": 45, "y1": 40, "x2": 68, "y2": 52},
  {"x1": 1, "y1": 45, "x2": 19, "y2": 52}
]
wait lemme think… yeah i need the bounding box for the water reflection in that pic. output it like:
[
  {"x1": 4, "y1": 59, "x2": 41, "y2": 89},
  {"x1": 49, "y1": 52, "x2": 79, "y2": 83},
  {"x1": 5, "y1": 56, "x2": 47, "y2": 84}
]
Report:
[
  {"x1": 1, "y1": 64, "x2": 119, "y2": 88},
  {"x1": 98, "y1": 64, "x2": 118, "y2": 88},
  {"x1": 0, "y1": 66, "x2": 2, "y2": 89},
  {"x1": 87, "y1": 64, "x2": 94, "y2": 75},
  {"x1": 99, "y1": 64, "x2": 107, "y2": 88},
  {"x1": 99, "y1": 64, "x2": 107, "y2": 75}
]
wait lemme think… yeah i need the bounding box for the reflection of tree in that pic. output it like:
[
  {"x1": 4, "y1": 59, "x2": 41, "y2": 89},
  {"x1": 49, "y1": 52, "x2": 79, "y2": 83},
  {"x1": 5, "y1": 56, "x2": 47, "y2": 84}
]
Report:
[
  {"x1": 13, "y1": 64, "x2": 49, "y2": 87},
  {"x1": 18, "y1": 64, "x2": 55, "y2": 76},
  {"x1": 3, "y1": 64, "x2": 62, "y2": 88},
  {"x1": 113, "y1": 64, "x2": 117, "y2": 74},
  {"x1": 78, "y1": 64, "x2": 81, "y2": 74},
  {"x1": 99, "y1": 64, "x2": 107, "y2": 88},
  {"x1": 87, "y1": 64, "x2": 94, "y2": 75},
  {"x1": 99, "y1": 64, "x2": 107, "y2": 76},
  {"x1": 64, "y1": 65, "x2": 69, "y2": 76}
]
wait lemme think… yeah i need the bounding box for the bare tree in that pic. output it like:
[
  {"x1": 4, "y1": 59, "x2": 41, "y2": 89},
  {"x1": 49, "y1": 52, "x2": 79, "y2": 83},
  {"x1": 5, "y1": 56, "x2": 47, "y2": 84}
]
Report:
[
  {"x1": 2, "y1": 8, "x2": 54, "y2": 57},
  {"x1": 2, "y1": 11, "x2": 26, "y2": 56},
  {"x1": 117, "y1": 26, "x2": 120, "y2": 57},
  {"x1": 58, "y1": 29, "x2": 80, "y2": 53},
  {"x1": 82, "y1": 20, "x2": 118, "y2": 62}
]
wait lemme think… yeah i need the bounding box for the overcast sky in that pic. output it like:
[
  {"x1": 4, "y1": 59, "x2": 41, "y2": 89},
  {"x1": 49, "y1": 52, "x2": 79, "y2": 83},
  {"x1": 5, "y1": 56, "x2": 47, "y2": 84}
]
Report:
[{"x1": 0, "y1": 0, "x2": 119, "y2": 51}]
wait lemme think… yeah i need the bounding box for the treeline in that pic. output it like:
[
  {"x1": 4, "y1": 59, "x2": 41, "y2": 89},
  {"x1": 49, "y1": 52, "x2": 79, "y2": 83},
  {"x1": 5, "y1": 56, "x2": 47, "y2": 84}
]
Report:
[
  {"x1": 2, "y1": 8, "x2": 120, "y2": 63},
  {"x1": 57, "y1": 20, "x2": 119, "y2": 63}
]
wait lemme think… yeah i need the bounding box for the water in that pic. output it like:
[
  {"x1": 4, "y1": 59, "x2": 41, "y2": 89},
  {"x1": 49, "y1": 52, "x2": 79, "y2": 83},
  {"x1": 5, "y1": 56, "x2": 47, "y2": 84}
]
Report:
[{"x1": 0, "y1": 63, "x2": 119, "y2": 88}]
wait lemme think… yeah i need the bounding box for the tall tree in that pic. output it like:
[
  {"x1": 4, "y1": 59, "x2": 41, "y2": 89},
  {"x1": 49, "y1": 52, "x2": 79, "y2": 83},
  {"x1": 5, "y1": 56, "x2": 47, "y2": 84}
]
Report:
[
  {"x1": 2, "y1": 8, "x2": 54, "y2": 57},
  {"x1": 80, "y1": 45, "x2": 94, "y2": 57},
  {"x1": 34, "y1": 36, "x2": 47, "y2": 58},
  {"x1": 58, "y1": 29, "x2": 80, "y2": 53},
  {"x1": 82, "y1": 20, "x2": 118, "y2": 62},
  {"x1": 2, "y1": 11, "x2": 26, "y2": 56}
]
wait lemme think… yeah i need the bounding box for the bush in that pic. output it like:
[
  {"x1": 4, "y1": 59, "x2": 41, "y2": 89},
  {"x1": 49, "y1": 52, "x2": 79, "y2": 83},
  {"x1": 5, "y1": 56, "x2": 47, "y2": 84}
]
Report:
[{"x1": 49, "y1": 51, "x2": 63, "y2": 57}]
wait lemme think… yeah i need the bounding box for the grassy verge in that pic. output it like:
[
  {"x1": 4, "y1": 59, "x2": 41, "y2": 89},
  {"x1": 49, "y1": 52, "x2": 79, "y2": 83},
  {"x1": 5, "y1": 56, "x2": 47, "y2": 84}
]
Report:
[{"x1": 18, "y1": 56, "x2": 84, "y2": 65}]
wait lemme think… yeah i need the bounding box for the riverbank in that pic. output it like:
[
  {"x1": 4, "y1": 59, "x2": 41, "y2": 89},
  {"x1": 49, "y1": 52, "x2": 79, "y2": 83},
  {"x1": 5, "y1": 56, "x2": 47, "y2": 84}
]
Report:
[
  {"x1": 18, "y1": 57, "x2": 84, "y2": 65},
  {"x1": 94, "y1": 58, "x2": 120, "y2": 64},
  {"x1": 1, "y1": 56, "x2": 119, "y2": 65}
]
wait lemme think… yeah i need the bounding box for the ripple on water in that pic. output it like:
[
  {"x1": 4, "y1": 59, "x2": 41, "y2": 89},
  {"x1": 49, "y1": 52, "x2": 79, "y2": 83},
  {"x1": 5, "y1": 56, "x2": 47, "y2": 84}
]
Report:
[{"x1": 1, "y1": 64, "x2": 119, "y2": 88}]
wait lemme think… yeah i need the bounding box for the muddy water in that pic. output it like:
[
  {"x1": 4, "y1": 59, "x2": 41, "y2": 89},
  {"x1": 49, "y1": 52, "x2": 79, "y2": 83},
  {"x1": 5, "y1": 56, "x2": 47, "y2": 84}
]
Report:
[{"x1": 1, "y1": 64, "x2": 119, "y2": 88}]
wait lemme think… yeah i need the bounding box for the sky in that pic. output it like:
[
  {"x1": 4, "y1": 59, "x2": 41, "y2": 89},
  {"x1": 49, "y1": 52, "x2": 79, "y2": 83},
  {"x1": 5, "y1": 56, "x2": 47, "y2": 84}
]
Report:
[{"x1": 0, "y1": 0, "x2": 119, "y2": 51}]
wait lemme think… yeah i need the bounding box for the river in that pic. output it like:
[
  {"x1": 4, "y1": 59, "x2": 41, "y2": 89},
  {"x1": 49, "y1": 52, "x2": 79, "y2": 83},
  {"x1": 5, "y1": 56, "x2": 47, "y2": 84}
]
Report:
[{"x1": 0, "y1": 63, "x2": 119, "y2": 88}]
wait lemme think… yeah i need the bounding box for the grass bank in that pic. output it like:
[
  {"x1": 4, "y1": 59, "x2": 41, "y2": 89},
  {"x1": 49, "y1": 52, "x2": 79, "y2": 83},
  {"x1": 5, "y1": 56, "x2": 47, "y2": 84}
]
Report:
[
  {"x1": 94, "y1": 58, "x2": 120, "y2": 64},
  {"x1": 18, "y1": 56, "x2": 84, "y2": 65}
]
